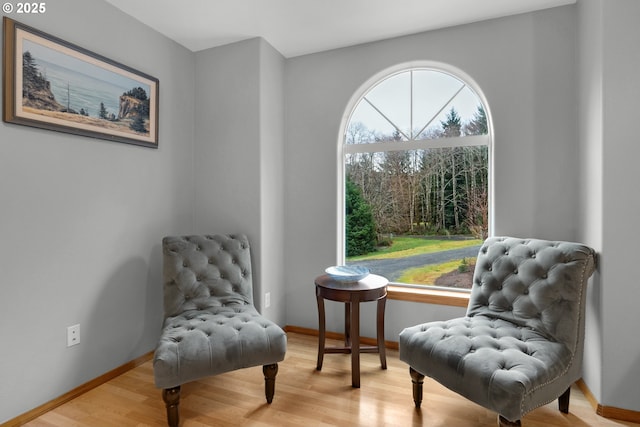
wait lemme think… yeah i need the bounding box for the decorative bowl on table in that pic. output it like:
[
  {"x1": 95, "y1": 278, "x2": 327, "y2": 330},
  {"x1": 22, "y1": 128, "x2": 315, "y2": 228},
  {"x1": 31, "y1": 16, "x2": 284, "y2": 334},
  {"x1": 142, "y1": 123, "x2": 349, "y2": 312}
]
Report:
[{"x1": 325, "y1": 265, "x2": 370, "y2": 282}]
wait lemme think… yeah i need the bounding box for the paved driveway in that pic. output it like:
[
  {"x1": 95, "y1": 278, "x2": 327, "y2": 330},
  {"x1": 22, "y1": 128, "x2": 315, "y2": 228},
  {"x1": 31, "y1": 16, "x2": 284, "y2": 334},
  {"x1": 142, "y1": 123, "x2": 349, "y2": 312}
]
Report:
[{"x1": 348, "y1": 245, "x2": 481, "y2": 281}]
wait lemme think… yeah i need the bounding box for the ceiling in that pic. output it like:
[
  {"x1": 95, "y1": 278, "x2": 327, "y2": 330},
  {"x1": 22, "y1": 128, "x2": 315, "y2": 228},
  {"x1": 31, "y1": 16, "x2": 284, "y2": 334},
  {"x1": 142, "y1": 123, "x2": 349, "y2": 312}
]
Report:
[{"x1": 104, "y1": 0, "x2": 576, "y2": 58}]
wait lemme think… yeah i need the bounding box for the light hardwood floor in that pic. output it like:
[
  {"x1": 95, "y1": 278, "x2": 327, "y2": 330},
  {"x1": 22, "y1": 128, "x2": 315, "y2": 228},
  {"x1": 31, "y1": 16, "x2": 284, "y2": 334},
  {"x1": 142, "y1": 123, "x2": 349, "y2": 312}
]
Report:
[{"x1": 22, "y1": 332, "x2": 640, "y2": 427}]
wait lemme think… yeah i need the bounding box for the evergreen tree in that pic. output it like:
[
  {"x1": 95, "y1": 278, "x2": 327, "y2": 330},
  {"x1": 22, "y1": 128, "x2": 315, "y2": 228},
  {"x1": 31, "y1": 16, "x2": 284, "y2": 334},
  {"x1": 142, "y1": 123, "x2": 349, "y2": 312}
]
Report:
[
  {"x1": 23, "y1": 52, "x2": 39, "y2": 82},
  {"x1": 345, "y1": 178, "x2": 377, "y2": 257},
  {"x1": 98, "y1": 102, "x2": 108, "y2": 119},
  {"x1": 22, "y1": 51, "x2": 48, "y2": 92},
  {"x1": 124, "y1": 87, "x2": 148, "y2": 101},
  {"x1": 464, "y1": 105, "x2": 488, "y2": 136},
  {"x1": 130, "y1": 115, "x2": 146, "y2": 133},
  {"x1": 441, "y1": 108, "x2": 462, "y2": 137}
]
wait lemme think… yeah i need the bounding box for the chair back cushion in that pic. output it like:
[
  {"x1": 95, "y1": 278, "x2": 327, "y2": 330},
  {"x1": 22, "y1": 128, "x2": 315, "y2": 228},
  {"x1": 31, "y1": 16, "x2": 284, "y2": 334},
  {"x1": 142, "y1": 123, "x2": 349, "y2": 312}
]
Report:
[
  {"x1": 162, "y1": 234, "x2": 253, "y2": 317},
  {"x1": 467, "y1": 237, "x2": 595, "y2": 348}
]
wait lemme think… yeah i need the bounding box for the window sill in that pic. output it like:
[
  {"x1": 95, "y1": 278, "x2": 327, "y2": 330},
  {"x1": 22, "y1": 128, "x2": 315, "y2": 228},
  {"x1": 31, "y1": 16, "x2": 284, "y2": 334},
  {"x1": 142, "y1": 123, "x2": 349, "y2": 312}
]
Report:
[{"x1": 387, "y1": 285, "x2": 469, "y2": 307}]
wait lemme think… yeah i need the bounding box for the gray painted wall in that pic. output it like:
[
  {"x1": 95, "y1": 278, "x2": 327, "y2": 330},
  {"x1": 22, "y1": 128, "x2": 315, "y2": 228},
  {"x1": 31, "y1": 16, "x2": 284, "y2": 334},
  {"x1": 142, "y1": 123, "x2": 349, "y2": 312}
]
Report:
[
  {"x1": 577, "y1": 0, "x2": 640, "y2": 412},
  {"x1": 577, "y1": 0, "x2": 605, "y2": 407},
  {"x1": 193, "y1": 38, "x2": 286, "y2": 324},
  {"x1": 599, "y1": 0, "x2": 640, "y2": 411},
  {"x1": 194, "y1": 39, "x2": 261, "y2": 236},
  {"x1": 0, "y1": 0, "x2": 195, "y2": 422},
  {"x1": 258, "y1": 39, "x2": 286, "y2": 324}
]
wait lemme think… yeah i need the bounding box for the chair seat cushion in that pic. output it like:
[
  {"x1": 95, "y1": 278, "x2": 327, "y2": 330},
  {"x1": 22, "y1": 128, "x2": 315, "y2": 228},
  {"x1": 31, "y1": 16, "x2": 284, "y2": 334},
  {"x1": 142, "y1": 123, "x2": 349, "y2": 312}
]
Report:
[
  {"x1": 399, "y1": 315, "x2": 573, "y2": 420},
  {"x1": 153, "y1": 303, "x2": 287, "y2": 389}
]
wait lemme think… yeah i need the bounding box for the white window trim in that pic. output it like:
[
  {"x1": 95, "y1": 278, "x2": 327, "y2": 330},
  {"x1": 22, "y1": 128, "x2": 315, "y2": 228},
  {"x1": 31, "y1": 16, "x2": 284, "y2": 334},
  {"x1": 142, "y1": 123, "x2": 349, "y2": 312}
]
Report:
[
  {"x1": 337, "y1": 61, "x2": 495, "y2": 300},
  {"x1": 343, "y1": 134, "x2": 489, "y2": 154}
]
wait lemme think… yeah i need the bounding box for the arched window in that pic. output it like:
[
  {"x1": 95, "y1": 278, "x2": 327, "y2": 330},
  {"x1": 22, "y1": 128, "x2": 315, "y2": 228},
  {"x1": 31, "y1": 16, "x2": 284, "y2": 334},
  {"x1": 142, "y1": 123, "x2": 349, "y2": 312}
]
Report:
[{"x1": 341, "y1": 65, "x2": 492, "y2": 291}]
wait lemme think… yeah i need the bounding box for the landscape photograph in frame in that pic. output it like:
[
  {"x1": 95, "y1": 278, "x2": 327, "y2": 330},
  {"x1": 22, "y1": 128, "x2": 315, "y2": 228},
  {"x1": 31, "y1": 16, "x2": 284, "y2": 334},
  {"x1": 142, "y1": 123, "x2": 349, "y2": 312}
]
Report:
[{"x1": 3, "y1": 17, "x2": 159, "y2": 148}]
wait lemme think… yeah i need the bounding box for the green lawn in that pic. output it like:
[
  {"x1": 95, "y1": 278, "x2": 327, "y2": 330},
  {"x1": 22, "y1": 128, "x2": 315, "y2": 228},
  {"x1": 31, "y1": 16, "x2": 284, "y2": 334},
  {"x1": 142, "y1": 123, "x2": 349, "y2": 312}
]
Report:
[
  {"x1": 347, "y1": 236, "x2": 482, "y2": 261},
  {"x1": 397, "y1": 257, "x2": 476, "y2": 285}
]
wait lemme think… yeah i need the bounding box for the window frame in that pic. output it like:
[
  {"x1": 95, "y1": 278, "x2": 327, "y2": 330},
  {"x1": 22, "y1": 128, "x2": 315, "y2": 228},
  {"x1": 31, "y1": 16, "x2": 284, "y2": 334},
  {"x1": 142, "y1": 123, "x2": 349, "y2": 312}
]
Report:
[{"x1": 337, "y1": 62, "x2": 494, "y2": 305}]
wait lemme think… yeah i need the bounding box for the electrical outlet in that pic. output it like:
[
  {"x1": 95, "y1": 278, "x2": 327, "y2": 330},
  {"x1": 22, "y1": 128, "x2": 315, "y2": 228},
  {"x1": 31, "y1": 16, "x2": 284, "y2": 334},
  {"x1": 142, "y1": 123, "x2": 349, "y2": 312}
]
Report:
[
  {"x1": 265, "y1": 292, "x2": 271, "y2": 308},
  {"x1": 67, "y1": 324, "x2": 80, "y2": 347}
]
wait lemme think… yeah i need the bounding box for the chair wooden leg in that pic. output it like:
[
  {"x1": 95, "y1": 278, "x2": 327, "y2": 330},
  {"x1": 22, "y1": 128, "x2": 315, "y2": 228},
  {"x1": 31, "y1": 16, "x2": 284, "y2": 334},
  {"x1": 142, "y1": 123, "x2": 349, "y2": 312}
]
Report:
[
  {"x1": 409, "y1": 367, "x2": 425, "y2": 409},
  {"x1": 162, "y1": 386, "x2": 181, "y2": 427},
  {"x1": 263, "y1": 363, "x2": 279, "y2": 403},
  {"x1": 558, "y1": 386, "x2": 571, "y2": 413},
  {"x1": 498, "y1": 415, "x2": 521, "y2": 426}
]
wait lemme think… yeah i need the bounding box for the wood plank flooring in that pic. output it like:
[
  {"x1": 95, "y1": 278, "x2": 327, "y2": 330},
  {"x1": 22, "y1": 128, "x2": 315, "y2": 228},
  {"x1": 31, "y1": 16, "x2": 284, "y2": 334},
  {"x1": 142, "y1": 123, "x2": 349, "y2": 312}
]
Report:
[{"x1": 22, "y1": 332, "x2": 640, "y2": 427}]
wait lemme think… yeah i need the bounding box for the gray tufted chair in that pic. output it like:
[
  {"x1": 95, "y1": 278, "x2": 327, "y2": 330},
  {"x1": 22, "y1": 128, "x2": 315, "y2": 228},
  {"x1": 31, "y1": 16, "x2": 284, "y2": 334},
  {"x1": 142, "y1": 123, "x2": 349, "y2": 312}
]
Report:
[
  {"x1": 399, "y1": 237, "x2": 596, "y2": 427},
  {"x1": 153, "y1": 234, "x2": 287, "y2": 427}
]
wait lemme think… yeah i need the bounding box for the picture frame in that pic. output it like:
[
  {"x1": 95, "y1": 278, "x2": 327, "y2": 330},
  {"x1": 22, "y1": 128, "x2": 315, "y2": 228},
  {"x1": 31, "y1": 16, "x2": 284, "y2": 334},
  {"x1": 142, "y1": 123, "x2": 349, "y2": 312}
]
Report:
[{"x1": 2, "y1": 17, "x2": 159, "y2": 148}]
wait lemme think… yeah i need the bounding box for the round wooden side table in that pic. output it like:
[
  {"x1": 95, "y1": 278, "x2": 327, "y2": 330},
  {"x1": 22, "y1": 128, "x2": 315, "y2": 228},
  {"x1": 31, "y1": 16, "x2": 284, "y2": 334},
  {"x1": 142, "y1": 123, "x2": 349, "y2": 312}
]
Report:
[{"x1": 315, "y1": 273, "x2": 388, "y2": 388}]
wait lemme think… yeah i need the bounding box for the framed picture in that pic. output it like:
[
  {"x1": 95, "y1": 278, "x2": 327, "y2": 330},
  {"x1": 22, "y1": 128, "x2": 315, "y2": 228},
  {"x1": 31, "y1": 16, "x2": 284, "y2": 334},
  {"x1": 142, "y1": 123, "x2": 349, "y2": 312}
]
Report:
[{"x1": 2, "y1": 17, "x2": 158, "y2": 148}]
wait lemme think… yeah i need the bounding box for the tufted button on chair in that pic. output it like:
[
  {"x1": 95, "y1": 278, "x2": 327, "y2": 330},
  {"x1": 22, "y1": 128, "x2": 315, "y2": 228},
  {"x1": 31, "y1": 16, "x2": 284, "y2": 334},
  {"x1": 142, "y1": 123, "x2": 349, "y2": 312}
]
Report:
[
  {"x1": 399, "y1": 237, "x2": 596, "y2": 427},
  {"x1": 153, "y1": 234, "x2": 287, "y2": 427}
]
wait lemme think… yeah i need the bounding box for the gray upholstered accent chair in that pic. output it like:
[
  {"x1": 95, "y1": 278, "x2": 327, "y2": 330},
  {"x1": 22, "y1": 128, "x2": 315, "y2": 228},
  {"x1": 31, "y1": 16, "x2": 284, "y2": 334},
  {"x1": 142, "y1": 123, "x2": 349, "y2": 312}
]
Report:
[
  {"x1": 153, "y1": 234, "x2": 287, "y2": 427},
  {"x1": 399, "y1": 237, "x2": 596, "y2": 427}
]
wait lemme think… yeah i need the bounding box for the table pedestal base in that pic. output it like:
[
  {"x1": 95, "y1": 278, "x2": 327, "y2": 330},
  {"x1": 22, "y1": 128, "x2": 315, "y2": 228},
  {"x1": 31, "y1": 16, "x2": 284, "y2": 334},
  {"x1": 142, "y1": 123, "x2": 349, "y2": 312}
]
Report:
[{"x1": 315, "y1": 274, "x2": 388, "y2": 388}]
